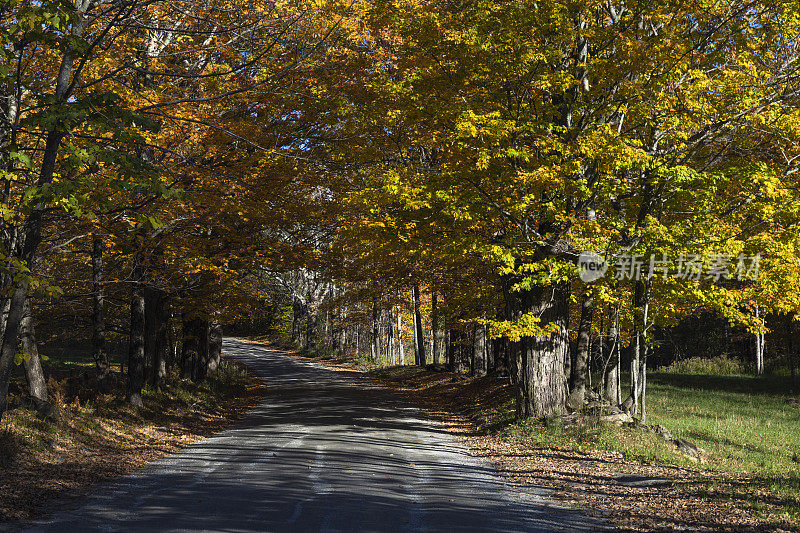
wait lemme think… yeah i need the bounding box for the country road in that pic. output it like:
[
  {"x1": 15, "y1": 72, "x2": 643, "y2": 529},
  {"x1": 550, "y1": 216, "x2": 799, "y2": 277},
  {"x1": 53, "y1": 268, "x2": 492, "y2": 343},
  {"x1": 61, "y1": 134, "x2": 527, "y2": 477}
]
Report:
[{"x1": 23, "y1": 338, "x2": 601, "y2": 533}]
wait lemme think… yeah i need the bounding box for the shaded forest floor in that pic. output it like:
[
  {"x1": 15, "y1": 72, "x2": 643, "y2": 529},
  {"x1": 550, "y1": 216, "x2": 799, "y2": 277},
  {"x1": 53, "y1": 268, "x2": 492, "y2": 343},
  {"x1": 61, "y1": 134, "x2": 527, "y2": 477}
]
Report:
[
  {"x1": 0, "y1": 357, "x2": 267, "y2": 523},
  {"x1": 247, "y1": 337, "x2": 799, "y2": 532}
]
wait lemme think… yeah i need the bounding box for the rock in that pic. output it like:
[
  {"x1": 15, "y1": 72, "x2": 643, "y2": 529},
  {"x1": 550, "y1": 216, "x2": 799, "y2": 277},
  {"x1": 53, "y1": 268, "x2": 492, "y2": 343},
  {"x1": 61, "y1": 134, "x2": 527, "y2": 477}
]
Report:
[
  {"x1": 600, "y1": 412, "x2": 634, "y2": 426},
  {"x1": 128, "y1": 393, "x2": 144, "y2": 409},
  {"x1": 565, "y1": 392, "x2": 584, "y2": 412},
  {"x1": 649, "y1": 424, "x2": 673, "y2": 442},
  {"x1": 21, "y1": 397, "x2": 61, "y2": 423},
  {"x1": 674, "y1": 438, "x2": 708, "y2": 462},
  {"x1": 620, "y1": 396, "x2": 635, "y2": 414},
  {"x1": 34, "y1": 399, "x2": 61, "y2": 423},
  {"x1": 584, "y1": 401, "x2": 621, "y2": 414}
]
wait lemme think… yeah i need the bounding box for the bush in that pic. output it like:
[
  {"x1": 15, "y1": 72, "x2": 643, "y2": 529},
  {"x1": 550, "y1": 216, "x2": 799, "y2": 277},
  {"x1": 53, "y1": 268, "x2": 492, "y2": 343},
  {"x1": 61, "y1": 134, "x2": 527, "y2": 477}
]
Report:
[
  {"x1": 209, "y1": 360, "x2": 249, "y2": 396},
  {"x1": 660, "y1": 355, "x2": 752, "y2": 375}
]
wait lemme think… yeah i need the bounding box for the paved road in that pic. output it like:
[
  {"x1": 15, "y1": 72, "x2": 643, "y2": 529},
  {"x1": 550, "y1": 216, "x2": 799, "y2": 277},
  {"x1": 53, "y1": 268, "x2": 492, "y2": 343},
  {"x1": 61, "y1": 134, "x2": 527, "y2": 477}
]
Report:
[{"x1": 23, "y1": 338, "x2": 601, "y2": 533}]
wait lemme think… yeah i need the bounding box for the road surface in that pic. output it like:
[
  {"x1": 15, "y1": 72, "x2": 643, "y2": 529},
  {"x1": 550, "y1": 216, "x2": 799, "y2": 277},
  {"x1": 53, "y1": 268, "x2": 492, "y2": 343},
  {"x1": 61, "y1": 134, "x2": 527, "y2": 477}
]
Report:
[{"x1": 23, "y1": 338, "x2": 601, "y2": 532}]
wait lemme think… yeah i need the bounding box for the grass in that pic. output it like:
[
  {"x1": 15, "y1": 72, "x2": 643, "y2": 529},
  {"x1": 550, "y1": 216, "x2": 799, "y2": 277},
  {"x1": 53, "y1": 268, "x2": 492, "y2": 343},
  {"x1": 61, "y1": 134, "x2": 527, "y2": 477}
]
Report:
[
  {"x1": 647, "y1": 372, "x2": 800, "y2": 474},
  {"x1": 485, "y1": 370, "x2": 800, "y2": 524},
  {"x1": 645, "y1": 372, "x2": 800, "y2": 520}
]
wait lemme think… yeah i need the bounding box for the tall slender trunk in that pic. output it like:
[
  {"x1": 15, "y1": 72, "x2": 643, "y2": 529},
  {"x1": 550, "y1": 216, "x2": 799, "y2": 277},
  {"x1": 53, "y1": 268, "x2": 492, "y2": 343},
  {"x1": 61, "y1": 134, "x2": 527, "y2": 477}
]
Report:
[
  {"x1": 603, "y1": 315, "x2": 620, "y2": 405},
  {"x1": 789, "y1": 316, "x2": 797, "y2": 393},
  {"x1": 207, "y1": 319, "x2": 222, "y2": 374},
  {"x1": 144, "y1": 285, "x2": 161, "y2": 386},
  {"x1": 469, "y1": 329, "x2": 476, "y2": 376},
  {"x1": 474, "y1": 323, "x2": 486, "y2": 377},
  {"x1": 196, "y1": 319, "x2": 210, "y2": 381},
  {"x1": 412, "y1": 285, "x2": 425, "y2": 365},
  {"x1": 431, "y1": 292, "x2": 439, "y2": 365},
  {"x1": 567, "y1": 289, "x2": 594, "y2": 410},
  {"x1": 91, "y1": 235, "x2": 109, "y2": 378},
  {"x1": 396, "y1": 306, "x2": 404, "y2": 365},
  {"x1": 504, "y1": 276, "x2": 571, "y2": 419},
  {"x1": 624, "y1": 280, "x2": 650, "y2": 416},
  {"x1": 755, "y1": 304, "x2": 765, "y2": 375},
  {"x1": 638, "y1": 292, "x2": 650, "y2": 422},
  {"x1": 291, "y1": 297, "x2": 301, "y2": 345},
  {"x1": 180, "y1": 318, "x2": 199, "y2": 379},
  {"x1": 126, "y1": 267, "x2": 146, "y2": 408},
  {"x1": 386, "y1": 306, "x2": 395, "y2": 364},
  {"x1": 21, "y1": 299, "x2": 47, "y2": 402},
  {"x1": 306, "y1": 304, "x2": 319, "y2": 353},
  {"x1": 371, "y1": 297, "x2": 379, "y2": 361},
  {"x1": 145, "y1": 290, "x2": 169, "y2": 388},
  {"x1": 448, "y1": 327, "x2": 458, "y2": 371}
]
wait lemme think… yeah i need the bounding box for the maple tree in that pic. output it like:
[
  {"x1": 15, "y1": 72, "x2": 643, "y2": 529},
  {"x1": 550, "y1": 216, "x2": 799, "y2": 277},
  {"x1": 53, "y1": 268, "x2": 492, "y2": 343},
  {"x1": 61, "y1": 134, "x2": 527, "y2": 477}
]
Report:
[
  {"x1": 314, "y1": 0, "x2": 800, "y2": 418},
  {"x1": 2, "y1": 0, "x2": 800, "y2": 425}
]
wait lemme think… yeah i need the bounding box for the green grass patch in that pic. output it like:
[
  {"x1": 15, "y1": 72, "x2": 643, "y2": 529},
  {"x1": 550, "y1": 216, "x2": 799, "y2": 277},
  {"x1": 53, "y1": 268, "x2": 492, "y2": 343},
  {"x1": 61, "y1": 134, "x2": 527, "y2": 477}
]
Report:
[
  {"x1": 644, "y1": 372, "x2": 800, "y2": 517},
  {"x1": 646, "y1": 372, "x2": 800, "y2": 474},
  {"x1": 470, "y1": 369, "x2": 800, "y2": 521}
]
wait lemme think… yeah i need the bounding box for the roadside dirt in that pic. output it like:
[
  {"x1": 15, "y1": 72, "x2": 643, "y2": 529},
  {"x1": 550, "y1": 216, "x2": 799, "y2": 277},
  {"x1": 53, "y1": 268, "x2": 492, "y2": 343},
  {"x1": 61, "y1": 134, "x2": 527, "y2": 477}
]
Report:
[{"x1": 0, "y1": 357, "x2": 267, "y2": 523}]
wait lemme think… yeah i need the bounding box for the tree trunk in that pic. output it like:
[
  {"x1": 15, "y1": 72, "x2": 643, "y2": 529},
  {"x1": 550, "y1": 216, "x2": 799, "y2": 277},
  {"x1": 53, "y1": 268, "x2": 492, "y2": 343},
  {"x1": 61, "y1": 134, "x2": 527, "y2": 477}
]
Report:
[
  {"x1": 397, "y1": 306, "x2": 405, "y2": 365},
  {"x1": 789, "y1": 316, "x2": 797, "y2": 393},
  {"x1": 386, "y1": 306, "x2": 395, "y2": 364},
  {"x1": 504, "y1": 277, "x2": 570, "y2": 419},
  {"x1": 603, "y1": 315, "x2": 620, "y2": 405},
  {"x1": 755, "y1": 304, "x2": 765, "y2": 375},
  {"x1": 412, "y1": 285, "x2": 425, "y2": 365},
  {"x1": 21, "y1": 299, "x2": 48, "y2": 402},
  {"x1": 624, "y1": 280, "x2": 650, "y2": 417},
  {"x1": 126, "y1": 282, "x2": 146, "y2": 408},
  {"x1": 639, "y1": 293, "x2": 650, "y2": 422},
  {"x1": 207, "y1": 319, "x2": 223, "y2": 374},
  {"x1": 181, "y1": 318, "x2": 200, "y2": 380},
  {"x1": 474, "y1": 323, "x2": 487, "y2": 377},
  {"x1": 431, "y1": 292, "x2": 439, "y2": 365},
  {"x1": 291, "y1": 298, "x2": 302, "y2": 345},
  {"x1": 447, "y1": 327, "x2": 458, "y2": 372},
  {"x1": 91, "y1": 235, "x2": 109, "y2": 378},
  {"x1": 371, "y1": 297, "x2": 379, "y2": 361},
  {"x1": 196, "y1": 319, "x2": 210, "y2": 382},
  {"x1": 469, "y1": 329, "x2": 476, "y2": 375},
  {"x1": 155, "y1": 297, "x2": 169, "y2": 385},
  {"x1": 567, "y1": 289, "x2": 594, "y2": 410},
  {"x1": 144, "y1": 286, "x2": 162, "y2": 386},
  {"x1": 306, "y1": 302, "x2": 319, "y2": 353}
]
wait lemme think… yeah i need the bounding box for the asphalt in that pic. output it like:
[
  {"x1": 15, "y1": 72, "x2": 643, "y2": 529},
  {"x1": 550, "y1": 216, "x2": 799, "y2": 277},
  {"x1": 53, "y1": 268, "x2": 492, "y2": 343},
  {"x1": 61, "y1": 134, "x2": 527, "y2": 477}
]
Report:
[{"x1": 21, "y1": 338, "x2": 602, "y2": 533}]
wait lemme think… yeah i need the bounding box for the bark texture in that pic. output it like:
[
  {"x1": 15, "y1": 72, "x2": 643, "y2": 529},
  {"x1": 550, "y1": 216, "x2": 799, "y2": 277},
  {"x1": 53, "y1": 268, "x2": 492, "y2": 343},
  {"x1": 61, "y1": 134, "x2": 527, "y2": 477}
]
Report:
[
  {"x1": 21, "y1": 299, "x2": 48, "y2": 402},
  {"x1": 505, "y1": 279, "x2": 570, "y2": 419},
  {"x1": 412, "y1": 284, "x2": 425, "y2": 365},
  {"x1": 91, "y1": 235, "x2": 109, "y2": 378},
  {"x1": 567, "y1": 290, "x2": 594, "y2": 410}
]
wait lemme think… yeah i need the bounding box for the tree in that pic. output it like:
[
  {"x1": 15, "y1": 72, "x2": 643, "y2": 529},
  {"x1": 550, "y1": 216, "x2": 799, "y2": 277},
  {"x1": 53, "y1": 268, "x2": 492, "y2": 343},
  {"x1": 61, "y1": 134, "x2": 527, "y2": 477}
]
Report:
[{"x1": 323, "y1": 0, "x2": 800, "y2": 418}]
